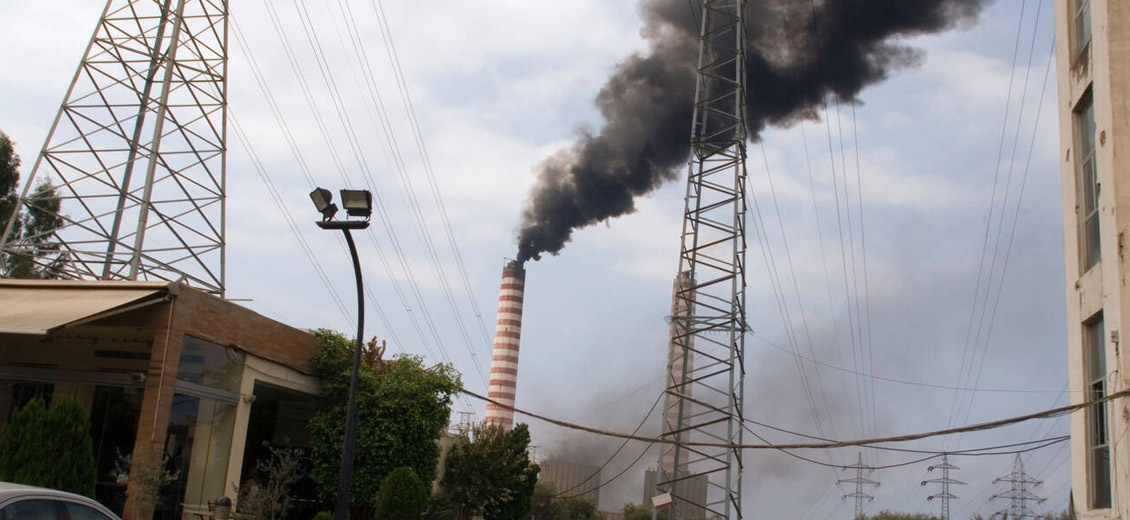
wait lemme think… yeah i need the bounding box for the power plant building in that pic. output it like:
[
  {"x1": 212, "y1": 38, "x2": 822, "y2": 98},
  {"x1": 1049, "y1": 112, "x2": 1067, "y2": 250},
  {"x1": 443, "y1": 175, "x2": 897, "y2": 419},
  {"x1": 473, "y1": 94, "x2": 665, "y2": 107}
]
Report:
[
  {"x1": 539, "y1": 459, "x2": 602, "y2": 505},
  {"x1": 1054, "y1": 0, "x2": 1130, "y2": 517}
]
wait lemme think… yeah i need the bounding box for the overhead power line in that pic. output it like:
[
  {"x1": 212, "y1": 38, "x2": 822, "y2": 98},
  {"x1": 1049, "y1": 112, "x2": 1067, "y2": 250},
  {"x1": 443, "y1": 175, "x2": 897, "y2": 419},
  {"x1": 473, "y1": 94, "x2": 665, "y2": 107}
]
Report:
[{"x1": 461, "y1": 387, "x2": 1130, "y2": 450}]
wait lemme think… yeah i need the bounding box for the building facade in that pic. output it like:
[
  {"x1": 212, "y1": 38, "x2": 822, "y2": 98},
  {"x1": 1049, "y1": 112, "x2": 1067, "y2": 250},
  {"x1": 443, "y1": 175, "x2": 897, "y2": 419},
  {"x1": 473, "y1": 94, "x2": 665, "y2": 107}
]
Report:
[
  {"x1": 0, "y1": 280, "x2": 321, "y2": 520},
  {"x1": 1055, "y1": 0, "x2": 1130, "y2": 517}
]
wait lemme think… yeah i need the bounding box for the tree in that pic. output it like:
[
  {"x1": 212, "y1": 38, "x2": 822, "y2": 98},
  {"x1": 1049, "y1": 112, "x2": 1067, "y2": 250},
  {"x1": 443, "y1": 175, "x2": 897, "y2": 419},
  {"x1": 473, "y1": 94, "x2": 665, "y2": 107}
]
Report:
[
  {"x1": 855, "y1": 512, "x2": 942, "y2": 520},
  {"x1": 374, "y1": 467, "x2": 428, "y2": 520},
  {"x1": 0, "y1": 129, "x2": 65, "y2": 278},
  {"x1": 530, "y1": 483, "x2": 601, "y2": 520},
  {"x1": 623, "y1": 503, "x2": 667, "y2": 520},
  {"x1": 438, "y1": 423, "x2": 539, "y2": 520},
  {"x1": 309, "y1": 330, "x2": 461, "y2": 520},
  {"x1": 0, "y1": 397, "x2": 97, "y2": 497},
  {"x1": 237, "y1": 445, "x2": 305, "y2": 520}
]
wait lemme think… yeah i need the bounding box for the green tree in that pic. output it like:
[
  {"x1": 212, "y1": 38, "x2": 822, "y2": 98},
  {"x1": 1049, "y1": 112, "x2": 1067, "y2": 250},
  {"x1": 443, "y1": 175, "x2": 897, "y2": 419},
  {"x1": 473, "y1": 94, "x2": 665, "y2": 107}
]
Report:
[
  {"x1": 438, "y1": 423, "x2": 539, "y2": 520},
  {"x1": 374, "y1": 467, "x2": 428, "y2": 520},
  {"x1": 0, "y1": 129, "x2": 65, "y2": 278},
  {"x1": 623, "y1": 503, "x2": 667, "y2": 520},
  {"x1": 309, "y1": 331, "x2": 461, "y2": 520},
  {"x1": 0, "y1": 397, "x2": 96, "y2": 497},
  {"x1": 855, "y1": 512, "x2": 942, "y2": 520},
  {"x1": 531, "y1": 482, "x2": 602, "y2": 520}
]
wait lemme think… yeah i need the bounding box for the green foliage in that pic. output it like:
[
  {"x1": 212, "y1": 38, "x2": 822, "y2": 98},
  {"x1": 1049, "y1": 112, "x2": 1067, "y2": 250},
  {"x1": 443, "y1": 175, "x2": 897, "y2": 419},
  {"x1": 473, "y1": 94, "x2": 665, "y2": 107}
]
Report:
[
  {"x1": 623, "y1": 503, "x2": 667, "y2": 520},
  {"x1": 1042, "y1": 512, "x2": 1074, "y2": 520},
  {"x1": 0, "y1": 130, "x2": 65, "y2": 278},
  {"x1": 855, "y1": 512, "x2": 941, "y2": 520},
  {"x1": 312, "y1": 512, "x2": 333, "y2": 520},
  {"x1": 374, "y1": 467, "x2": 428, "y2": 520},
  {"x1": 438, "y1": 423, "x2": 539, "y2": 520},
  {"x1": 530, "y1": 482, "x2": 599, "y2": 520},
  {"x1": 0, "y1": 398, "x2": 97, "y2": 497},
  {"x1": 309, "y1": 330, "x2": 461, "y2": 520},
  {"x1": 238, "y1": 445, "x2": 306, "y2": 520},
  {"x1": 111, "y1": 444, "x2": 179, "y2": 515}
]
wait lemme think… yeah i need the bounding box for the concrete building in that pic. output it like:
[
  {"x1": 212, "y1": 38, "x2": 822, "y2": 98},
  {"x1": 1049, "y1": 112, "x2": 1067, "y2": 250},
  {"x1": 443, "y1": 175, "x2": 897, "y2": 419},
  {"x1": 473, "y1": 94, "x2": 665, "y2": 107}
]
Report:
[
  {"x1": 0, "y1": 280, "x2": 320, "y2": 520},
  {"x1": 1054, "y1": 0, "x2": 1130, "y2": 517},
  {"x1": 538, "y1": 459, "x2": 602, "y2": 505}
]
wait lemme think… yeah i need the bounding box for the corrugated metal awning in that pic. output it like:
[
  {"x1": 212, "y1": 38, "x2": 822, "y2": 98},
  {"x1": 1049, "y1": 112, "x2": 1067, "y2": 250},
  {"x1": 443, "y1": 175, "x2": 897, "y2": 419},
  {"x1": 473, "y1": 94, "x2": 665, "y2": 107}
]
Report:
[{"x1": 0, "y1": 280, "x2": 173, "y2": 335}]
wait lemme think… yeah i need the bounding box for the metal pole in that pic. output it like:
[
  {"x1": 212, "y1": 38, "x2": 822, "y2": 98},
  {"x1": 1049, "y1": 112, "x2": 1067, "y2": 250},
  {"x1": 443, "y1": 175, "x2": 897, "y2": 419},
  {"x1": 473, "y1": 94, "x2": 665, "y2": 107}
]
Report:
[{"x1": 334, "y1": 228, "x2": 364, "y2": 520}]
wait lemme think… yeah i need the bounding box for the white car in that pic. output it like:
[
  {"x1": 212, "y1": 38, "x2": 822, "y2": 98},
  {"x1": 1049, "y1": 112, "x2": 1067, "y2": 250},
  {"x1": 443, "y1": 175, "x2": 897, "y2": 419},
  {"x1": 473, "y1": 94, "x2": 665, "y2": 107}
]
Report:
[{"x1": 0, "y1": 483, "x2": 121, "y2": 520}]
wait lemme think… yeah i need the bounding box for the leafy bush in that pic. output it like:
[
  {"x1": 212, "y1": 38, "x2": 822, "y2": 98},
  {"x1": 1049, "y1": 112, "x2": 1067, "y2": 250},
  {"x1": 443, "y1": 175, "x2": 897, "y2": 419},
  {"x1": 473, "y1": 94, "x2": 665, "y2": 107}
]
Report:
[
  {"x1": 309, "y1": 330, "x2": 461, "y2": 520},
  {"x1": 374, "y1": 467, "x2": 427, "y2": 520},
  {"x1": 0, "y1": 397, "x2": 96, "y2": 497}
]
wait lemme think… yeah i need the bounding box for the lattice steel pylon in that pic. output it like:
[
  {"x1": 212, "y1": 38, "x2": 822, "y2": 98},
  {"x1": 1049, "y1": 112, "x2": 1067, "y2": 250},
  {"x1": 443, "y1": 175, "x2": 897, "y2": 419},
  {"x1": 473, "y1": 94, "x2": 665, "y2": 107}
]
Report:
[
  {"x1": 0, "y1": 0, "x2": 228, "y2": 295},
  {"x1": 922, "y1": 454, "x2": 964, "y2": 520},
  {"x1": 990, "y1": 454, "x2": 1045, "y2": 519},
  {"x1": 656, "y1": 1, "x2": 747, "y2": 519},
  {"x1": 839, "y1": 452, "x2": 879, "y2": 519}
]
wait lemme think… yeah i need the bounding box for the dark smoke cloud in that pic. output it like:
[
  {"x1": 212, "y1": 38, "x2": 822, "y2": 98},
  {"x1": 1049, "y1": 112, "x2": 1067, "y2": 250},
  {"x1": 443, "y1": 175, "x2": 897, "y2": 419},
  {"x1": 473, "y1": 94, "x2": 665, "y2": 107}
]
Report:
[{"x1": 515, "y1": 0, "x2": 987, "y2": 262}]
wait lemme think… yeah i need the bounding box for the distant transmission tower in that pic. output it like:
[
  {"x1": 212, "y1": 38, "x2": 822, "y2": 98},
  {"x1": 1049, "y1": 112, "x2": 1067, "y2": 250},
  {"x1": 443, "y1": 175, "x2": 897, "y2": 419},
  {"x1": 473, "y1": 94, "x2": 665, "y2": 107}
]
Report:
[
  {"x1": 990, "y1": 454, "x2": 1045, "y2": 519},
  {"x1": 839, "y1": 453, "x2": 880, "y2": 519},
  {"x1": 921, "y1": 454, "x2": 964, "y2": 520},
  {"x1": 0, "y1": 0, "x2": 228, "y2": 295},
  {"x1": 656, "y1": 0, "x2": 748, "y2": 519}
]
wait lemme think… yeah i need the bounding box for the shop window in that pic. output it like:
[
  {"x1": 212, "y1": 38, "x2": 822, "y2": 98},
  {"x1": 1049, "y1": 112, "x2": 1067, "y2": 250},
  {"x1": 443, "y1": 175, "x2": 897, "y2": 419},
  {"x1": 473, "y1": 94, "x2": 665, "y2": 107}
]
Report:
[
  {"x1": 159, "y1": 336, "x2": 242, "y2": 520},
  {"x1": 177, "y1": 336, "x2": 243, "y2": 392},
  {"x1": 1085, "y1": 315, "x2": 1110, "y2": 508},
  {"x1": 91, "y1": 386, "x2": 143, "y2": 515},
  {"x1": 1076, "y1": 93, "x2": 1100, "y2": 271}
]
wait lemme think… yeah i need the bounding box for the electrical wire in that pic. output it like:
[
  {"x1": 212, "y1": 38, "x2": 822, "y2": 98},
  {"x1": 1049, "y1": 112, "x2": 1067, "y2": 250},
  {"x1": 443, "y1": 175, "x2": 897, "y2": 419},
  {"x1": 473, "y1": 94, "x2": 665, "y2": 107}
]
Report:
[
  {"x1": 752, "y1": 334, "x2": 1072, "y2": 394},
  {"x1": 551, "y1": 391, "x2": 664, "y2": 499},
  {"x1": 462, "y1": 387, "x2": 1130, "y2": 450}
]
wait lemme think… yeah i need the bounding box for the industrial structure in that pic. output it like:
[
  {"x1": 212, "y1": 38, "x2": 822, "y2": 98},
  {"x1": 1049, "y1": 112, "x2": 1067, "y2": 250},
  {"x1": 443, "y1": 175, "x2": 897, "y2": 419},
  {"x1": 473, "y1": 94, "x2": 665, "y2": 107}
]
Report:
[
  {"x1": 838, "y1": 453, "x2": 879, "y2": 519},
  {"x1": 0, "y1": 0, "x2": 229, "y2": 296},
  {"x1": 990, "y1": 455, "x2": 1045, "y2": 519},
  {"x1": 539, "y1": 459, "x2": 602, "y2": 505},
  {"x1": 484, "y1": 260, "x2": 526, "y2": 429},
  {"x1": 1054, "y1": 0, "x2": 1129, "y2": 518},
  {"x1": 655, "y1": 0, "x2": 748, "y2": 518},
  {"x1": 921, "y1": 454, "x2": 963, "y2": 520}
]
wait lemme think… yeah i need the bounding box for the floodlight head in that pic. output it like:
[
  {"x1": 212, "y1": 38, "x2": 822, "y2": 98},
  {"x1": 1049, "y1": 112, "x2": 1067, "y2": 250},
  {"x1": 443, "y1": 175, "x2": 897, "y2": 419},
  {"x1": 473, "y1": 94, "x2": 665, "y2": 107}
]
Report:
[
  {"x1": 310, "y1": 187, "x2": 338, "y2": 221},
  {"x1": 340, "y1": 189, "x2": 372, "y2": 218}
]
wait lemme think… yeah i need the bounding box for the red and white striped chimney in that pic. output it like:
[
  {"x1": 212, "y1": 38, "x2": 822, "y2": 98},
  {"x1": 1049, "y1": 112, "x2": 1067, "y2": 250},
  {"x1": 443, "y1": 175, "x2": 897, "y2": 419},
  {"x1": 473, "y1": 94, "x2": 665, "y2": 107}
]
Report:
[{"x1": 484, "y1": 260, "x2": 526, "y2": 429}]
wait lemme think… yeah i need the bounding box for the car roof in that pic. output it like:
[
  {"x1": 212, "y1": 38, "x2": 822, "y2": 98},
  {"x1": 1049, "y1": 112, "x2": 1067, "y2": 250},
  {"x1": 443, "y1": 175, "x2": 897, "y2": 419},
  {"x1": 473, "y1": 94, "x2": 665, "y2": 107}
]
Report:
[{"x1": 0, "y1": 483, "x2": 120, "y2": 518}]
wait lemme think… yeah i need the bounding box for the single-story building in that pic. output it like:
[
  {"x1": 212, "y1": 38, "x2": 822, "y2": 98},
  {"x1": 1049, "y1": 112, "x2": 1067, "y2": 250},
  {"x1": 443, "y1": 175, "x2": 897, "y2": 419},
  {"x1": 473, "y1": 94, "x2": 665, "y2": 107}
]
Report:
[{"x1": 0, "y1": 279, "x2": 322, "y2": 520}]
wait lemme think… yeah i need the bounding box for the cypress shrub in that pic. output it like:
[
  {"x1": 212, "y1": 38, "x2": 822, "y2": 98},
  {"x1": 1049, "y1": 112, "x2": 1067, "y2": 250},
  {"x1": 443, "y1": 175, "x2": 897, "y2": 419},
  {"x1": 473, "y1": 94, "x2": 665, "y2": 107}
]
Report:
[
  {"x1": 374, "y1": 467, "x2": 427, "y2": 520},
  {"x1": 0, "y1": 397, "x2": 97, "y2": 497}
]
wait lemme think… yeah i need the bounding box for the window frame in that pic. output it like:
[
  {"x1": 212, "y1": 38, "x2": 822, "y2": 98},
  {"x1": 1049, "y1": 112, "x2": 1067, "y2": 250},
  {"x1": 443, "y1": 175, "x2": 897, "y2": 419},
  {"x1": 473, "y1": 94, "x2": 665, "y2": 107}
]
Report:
[
  {"x1": 1072, "y1": 0, "x2": 1092, "y2": 61},
  {"x1": 1084, "y1": 314, "x2": 1111, "y2": 509},
  {"x1": 1075, "y1": 91, "x2": 1100, "y2": 272}
]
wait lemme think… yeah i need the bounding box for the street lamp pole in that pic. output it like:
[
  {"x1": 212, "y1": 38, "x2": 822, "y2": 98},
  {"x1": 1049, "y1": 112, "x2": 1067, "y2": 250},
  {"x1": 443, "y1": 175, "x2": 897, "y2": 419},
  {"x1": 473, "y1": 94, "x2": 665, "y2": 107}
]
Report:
[
  {"x1": 309, "y1": 188, "x2": 373, "y2": 520},
  {"x1": 334, "y1": 227, "x2": 364, "y2": 520}
]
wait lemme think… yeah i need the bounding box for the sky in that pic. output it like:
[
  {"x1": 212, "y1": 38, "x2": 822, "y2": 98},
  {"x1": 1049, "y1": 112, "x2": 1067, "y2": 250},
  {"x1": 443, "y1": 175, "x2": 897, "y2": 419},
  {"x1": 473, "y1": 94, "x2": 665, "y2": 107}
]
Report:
[{"x1": 0, "y1": 1, "x2": 1069, "y2": 519}]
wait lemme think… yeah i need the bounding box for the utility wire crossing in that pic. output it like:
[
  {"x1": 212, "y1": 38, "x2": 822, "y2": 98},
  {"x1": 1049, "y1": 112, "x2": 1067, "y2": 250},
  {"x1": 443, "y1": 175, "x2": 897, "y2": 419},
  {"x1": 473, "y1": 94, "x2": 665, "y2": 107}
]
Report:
[{"x1": 460, "y1": 387, "x2": 1129, "y2": 450}]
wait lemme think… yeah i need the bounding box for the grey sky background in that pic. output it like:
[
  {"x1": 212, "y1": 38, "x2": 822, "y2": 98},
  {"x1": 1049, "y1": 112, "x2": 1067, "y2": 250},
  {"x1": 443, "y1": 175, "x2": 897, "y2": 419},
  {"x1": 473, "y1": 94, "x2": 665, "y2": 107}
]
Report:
[{"x1": 0, "y1": 1, "x2": 1068, "y2": 519}]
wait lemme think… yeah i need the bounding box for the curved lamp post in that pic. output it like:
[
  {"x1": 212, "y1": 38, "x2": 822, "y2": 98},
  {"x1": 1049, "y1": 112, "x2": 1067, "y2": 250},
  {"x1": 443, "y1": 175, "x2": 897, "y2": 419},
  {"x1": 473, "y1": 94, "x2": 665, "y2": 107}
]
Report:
[{"x1": 310, "y1": 187, "x2": 372, "y2": 520}]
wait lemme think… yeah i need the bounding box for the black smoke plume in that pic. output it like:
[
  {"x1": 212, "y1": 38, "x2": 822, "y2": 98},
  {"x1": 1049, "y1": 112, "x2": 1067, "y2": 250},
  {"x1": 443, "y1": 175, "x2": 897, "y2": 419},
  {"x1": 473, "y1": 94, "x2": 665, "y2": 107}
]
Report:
[{"x1": 515, "y1": 0, "x2": 986, "y2": 262}]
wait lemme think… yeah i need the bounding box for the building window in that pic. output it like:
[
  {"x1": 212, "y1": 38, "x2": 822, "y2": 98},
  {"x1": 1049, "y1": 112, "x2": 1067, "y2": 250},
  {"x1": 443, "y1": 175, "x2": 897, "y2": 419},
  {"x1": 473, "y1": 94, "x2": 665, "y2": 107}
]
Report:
[
  {"x1": 1076, "y1": 93, "x2": 1099, "y2": 271},
  {"x1": 1073, "y1": 0, "x2": 1092, "y2": 60},
  {"x1": 1085, "y1": 315, "x2": 1110, "y2": 509}
]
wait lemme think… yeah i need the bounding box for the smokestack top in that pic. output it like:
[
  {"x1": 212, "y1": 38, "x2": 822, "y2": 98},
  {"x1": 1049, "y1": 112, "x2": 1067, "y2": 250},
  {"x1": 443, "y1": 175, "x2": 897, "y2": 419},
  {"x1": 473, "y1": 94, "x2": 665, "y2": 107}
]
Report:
[{"x1": 504, "y1": 259, "x2": 526, "y2": 279}]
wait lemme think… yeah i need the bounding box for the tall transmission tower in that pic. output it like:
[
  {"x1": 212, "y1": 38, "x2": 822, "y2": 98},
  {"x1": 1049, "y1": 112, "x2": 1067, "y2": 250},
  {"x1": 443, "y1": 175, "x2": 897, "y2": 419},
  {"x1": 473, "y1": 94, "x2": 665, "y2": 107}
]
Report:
[
  {"x1": 0, "y1": 0, "x2": 228, "y2": 295},
  {"x1": 839, "y1": 452, "x2": 880, "y2": 519},
  {"x1": 990, "y1": 454, "x2": 1045, "y2": 519},
  {"x1": 921, "y1": 454, "x2": 964, "y2": 520},
  {"x1": 656, "y1": 1, "x2": 748, "y2": 519}
]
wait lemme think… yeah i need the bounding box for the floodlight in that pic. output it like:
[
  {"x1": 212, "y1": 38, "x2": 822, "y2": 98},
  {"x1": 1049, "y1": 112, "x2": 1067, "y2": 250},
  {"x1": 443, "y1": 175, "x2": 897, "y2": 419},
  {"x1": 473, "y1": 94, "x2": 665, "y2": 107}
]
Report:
[
  {"x1": 340, "y1": 189, "x2": 372, "y2": 218},
  {"x1": 310, "y1": 187, "x2": 338, "y2": 221}
]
